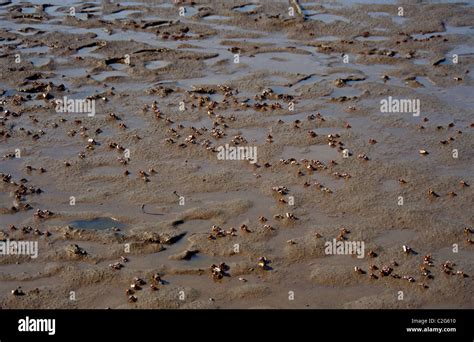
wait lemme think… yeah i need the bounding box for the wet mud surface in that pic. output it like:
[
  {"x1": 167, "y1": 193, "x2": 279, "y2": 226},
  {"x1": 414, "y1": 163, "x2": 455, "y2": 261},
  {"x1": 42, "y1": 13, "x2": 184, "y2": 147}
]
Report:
[{"x1": 0, "y1": 0, "x2": 473, "y2": 309}]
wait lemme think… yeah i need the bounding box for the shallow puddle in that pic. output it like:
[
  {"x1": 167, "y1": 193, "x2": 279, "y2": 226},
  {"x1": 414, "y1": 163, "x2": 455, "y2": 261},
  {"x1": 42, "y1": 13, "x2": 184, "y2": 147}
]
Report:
[
  {"x1": 145, "y1": 60, "x2": 170, "y2": 70},
  {"x1": 233, "y1": 4, "x2": 259, "y2": 13},
  {"x1": 68, "y1": 217, "x2": 126, "y2": 231},
  {"x1": 91, "y1": 70, "x2": 128, "y2": 82},
  {"x1": 29, "y1": 56, "x2": 50, "y2": 67},
  {"x1": 307, "y1": 13, "x2": 349, "y2": 23},
  {"x1": 203, "y1": 15, "x2": 230, "y2": 21}
]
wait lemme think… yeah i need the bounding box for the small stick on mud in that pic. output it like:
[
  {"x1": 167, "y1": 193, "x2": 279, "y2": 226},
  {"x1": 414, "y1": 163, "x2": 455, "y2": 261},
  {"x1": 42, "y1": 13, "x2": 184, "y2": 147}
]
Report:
[
  {"x1": 140, "y1": 204, "x2": 164, "y2": 216},
  {"x1": 287, "y1": 74, "x2": 315, "y2": 87}
]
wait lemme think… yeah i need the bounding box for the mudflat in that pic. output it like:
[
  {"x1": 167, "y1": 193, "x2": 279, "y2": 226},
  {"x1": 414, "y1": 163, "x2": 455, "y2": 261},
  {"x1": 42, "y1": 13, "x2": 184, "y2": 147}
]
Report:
[{"x1": 0, "y1": 0, "x2": 472, "y2": 309}]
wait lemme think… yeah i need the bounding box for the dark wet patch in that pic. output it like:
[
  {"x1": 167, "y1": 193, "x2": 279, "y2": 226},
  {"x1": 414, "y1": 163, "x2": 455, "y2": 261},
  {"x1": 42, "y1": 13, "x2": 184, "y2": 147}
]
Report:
[{"x1": 171, "y1": 219, "x2": 185, "y2": 227}]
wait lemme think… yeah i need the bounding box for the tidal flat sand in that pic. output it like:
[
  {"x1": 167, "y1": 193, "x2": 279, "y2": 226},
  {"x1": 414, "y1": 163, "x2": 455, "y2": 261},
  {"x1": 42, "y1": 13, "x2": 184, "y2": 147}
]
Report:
[{"x1": 0, "y1": 0, "x2": 473, "y2": 309}]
